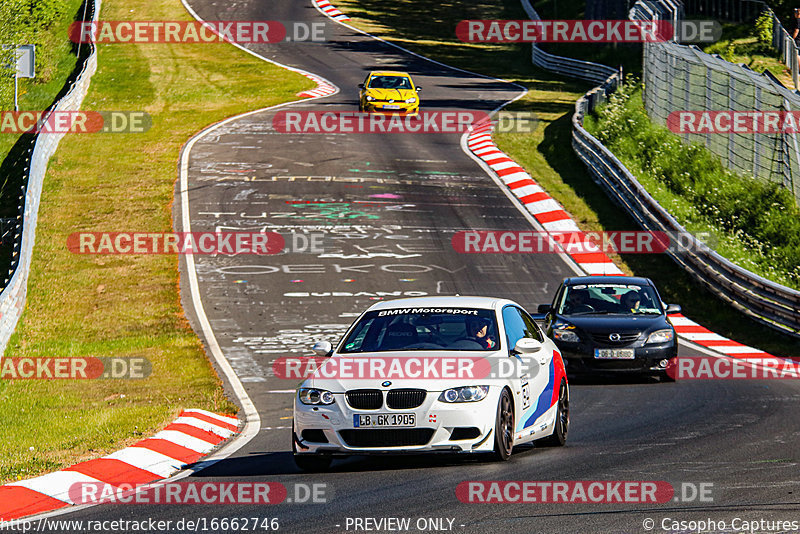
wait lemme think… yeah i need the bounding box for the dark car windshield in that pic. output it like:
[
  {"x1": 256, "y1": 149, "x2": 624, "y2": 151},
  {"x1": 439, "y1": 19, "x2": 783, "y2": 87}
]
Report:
[
  {"x1": 340, "y1": 308, "x2": 499, "y2": 352},
  {"x1": 368, "y1": 75, "x2": 412, "y2": 89},
  {"x1": 556, "y1": 283, "x2": 663, "y2": 316}
]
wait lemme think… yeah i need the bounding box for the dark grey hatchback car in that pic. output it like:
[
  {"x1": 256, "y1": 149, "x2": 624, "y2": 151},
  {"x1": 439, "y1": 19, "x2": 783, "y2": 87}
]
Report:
[{"x1": 536, "y1": 276, "x2": 680, "y2": 381}]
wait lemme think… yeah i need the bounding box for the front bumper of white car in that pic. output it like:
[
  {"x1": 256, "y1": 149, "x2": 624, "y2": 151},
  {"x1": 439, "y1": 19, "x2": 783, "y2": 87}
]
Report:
[{"x1": 293, "y1": 387, "x2": 499, "y2": 455}]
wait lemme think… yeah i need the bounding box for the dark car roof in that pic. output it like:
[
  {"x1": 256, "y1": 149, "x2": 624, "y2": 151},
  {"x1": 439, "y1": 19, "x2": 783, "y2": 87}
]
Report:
[{"x1": 563, "y1": 276, "x2": 652, "y2": 287}]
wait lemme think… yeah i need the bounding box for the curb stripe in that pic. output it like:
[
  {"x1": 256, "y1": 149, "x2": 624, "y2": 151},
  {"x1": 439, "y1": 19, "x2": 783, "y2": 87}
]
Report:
[
  {"x1": 161, "y1": 423, "x2": 223, "y2": 444},
  {"x1": 182, "y1": 409, "x2": 239, "y2": 428},
  {"x1": 151, "y1": 430, "x2": 217, "y2": 453},
  {"x1": 65, "y1": 459, "x2": 160, "y2": 485},
  {"x1": 668, "y1": 313, "x2": 781, "y2": 360},
  {"x1": 102, "y1": 448, "x2": 185, "y2": 478},
  {"x1": 133, "y1": 439, "x2": 203, "y2": 464},
  {"x1": 312, "y1": 0, "x2": 351, "y2": 21},
  {"x1": 501, "y1": 171, "x2": 532, "y2": 183},
  {"x1": 7, "y1": 471, "x2": 105, "y2": 504},
  {"x1": 0, "y1": 487, "x2": 68, "y2": 517},
  {"x1": 0, "y1": 411, "x2": 239, "y2": 520},
  {"x1": 172, "y1": 416, "x2": 236, "y2": 438}
]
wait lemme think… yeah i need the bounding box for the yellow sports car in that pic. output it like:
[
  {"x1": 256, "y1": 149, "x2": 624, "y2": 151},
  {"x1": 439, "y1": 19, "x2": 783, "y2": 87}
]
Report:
[{"x1": 358, "y1": 71, "x2": 421, "y2": 116}]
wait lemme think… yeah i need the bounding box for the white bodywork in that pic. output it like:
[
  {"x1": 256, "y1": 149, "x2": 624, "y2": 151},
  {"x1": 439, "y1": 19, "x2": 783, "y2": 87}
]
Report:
[{"x1": 292, "y1": 296, "x2": 567, "y2": 456}]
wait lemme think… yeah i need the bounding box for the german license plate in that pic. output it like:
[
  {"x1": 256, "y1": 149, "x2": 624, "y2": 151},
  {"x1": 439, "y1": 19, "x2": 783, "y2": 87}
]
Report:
[
  {"x1": 382, "y1": 105, "x2": 400, "y2": 110},
  {"x1": 353, "y1": 413, "x2": 416, "y2": 428},
  {"x1": 594, "y1": 348, "x2": 635, "y2": 359}
]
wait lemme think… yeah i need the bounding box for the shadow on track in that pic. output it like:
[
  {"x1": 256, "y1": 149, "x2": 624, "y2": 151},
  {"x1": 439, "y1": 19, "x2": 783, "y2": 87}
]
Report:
[{"x1": 188, "y1": 444, "x2": 546, "y2": 477}]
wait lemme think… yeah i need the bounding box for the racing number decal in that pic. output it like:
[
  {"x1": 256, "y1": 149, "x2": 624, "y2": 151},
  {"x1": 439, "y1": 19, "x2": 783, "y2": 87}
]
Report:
[{"x1": 521, "y1": 381, "x2": 531, "y2": 410}]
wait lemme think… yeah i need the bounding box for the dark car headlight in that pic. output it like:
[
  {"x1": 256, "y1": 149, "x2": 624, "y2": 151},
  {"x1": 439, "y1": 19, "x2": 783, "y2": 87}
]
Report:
[
  {"x1": 298, "y1": 388, "x2": 335, "y2": 405},
  {"x1": 552, "y1": 320, "x2": 580, "y2": 343},
  {"x1": 646, "y1": 329, "x2": 674, "y2": 344},
  {"x1": 438, "y1": 386, "x2": 489, "y2": 403}
]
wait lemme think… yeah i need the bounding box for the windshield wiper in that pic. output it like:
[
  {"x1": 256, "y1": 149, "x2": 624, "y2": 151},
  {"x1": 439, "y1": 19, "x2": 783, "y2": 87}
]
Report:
[{"x1": 572, "y1": 310, "x2": 611, "y2": 315}]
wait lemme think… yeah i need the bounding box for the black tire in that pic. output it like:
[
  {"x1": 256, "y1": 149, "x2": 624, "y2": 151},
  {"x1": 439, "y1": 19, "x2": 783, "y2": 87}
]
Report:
[
  {"x1": 536, "y1": 379, "x2": 569, "y2": 447},
  {"x1": 493, "y1": 388, "x2": 514, "y2": 460},
  {"x1": 293, "y1": 453, "x2": 332, "y2": 472}
]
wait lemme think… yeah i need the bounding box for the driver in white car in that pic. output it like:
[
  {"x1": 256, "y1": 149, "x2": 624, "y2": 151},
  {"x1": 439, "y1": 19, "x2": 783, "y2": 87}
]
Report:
[{"x1": 467, "y1": 317, "x2": 497, "y2": 349}]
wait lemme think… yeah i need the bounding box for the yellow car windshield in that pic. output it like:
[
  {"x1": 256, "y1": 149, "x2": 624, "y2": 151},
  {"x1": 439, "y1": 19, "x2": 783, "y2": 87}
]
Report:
[{"x1": 368, "y1": 76, "x2": 412, "y2": 89}]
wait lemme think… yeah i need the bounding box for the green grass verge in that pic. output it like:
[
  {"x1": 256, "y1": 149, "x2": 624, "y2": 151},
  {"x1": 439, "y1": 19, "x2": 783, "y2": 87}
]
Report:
[
  {"x1": 0, "y1": 0, "x2": 313, "y2": 483},
  {"x1": 336, "y1": 0, "x2": 800, "y2": 356}
]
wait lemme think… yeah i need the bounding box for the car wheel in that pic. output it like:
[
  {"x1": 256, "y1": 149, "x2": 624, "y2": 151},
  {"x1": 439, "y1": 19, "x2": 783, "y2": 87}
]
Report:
[
  {"x1": 536, "y1": 379, "x2": 569, "y2": 447},
  {"x1": 493, "y1": 388, "x2": 514, "y2": 460},
  {"x1": 294, "y1": 453, "x2": 332, "y2": 472},
  {"x1": 659, "y1": 371, "x2": 676, "y2": 383}
]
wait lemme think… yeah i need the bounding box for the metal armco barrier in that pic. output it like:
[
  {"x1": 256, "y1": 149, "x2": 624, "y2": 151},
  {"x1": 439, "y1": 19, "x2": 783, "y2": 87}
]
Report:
[
  {"x1": 518, "y1": 0, "x2": 800, "y2": 337},
  {"x1": 0, "y1": 0, "x2": 101, "y2": 355},
  {"x1": 520, "y1": 0, "x2": 620, "y2": 85}
]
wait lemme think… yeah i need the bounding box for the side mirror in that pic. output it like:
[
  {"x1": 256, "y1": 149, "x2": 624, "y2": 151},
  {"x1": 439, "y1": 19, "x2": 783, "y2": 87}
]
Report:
[
  {"x1": 665, "y1": 304, "x2": 682, "y2": 314},
  {"x1": 512, "y1": 338, "x2": 542, "y2": 355},
  {"x1": 415, "y1": 86, "x2": 422, "y2": 92},
  {"x1": 537, "y1": 304, "x2": 552, "y2": 314},
  {"x1": 358, "y1": 83, "x2": 365, "y2": 89},
  {"x1": 311, "y1": 340, "x2": 333, "y2": 357}
]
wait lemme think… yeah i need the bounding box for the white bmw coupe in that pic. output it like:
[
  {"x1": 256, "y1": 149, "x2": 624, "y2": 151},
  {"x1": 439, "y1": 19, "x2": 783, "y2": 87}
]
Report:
[{"x1": 292, "y1": 296, "x2": 569, "y2": 470}]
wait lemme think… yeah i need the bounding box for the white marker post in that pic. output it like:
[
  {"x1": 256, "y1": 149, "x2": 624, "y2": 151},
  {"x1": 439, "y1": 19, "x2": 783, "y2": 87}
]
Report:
[{"x1": 14, "y1": 45, "x2": 35, "y2": 112}]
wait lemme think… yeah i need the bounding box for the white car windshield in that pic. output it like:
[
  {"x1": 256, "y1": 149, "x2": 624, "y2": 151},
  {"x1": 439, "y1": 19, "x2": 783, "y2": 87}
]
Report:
[
  {"x1": 557, "y1": 283, "x2": 663, "y2": 315},
  {"x1": 340, "y1": 308, "x2": 499, "y2": 352}
]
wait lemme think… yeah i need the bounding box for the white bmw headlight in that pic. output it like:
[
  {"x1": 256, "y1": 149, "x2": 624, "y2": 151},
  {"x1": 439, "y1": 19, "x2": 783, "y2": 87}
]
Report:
[
  {"x1": 646, "y1": 329, "x2": 674, "y2": 344},
  {"x1": 438, "y1": 385, "x2": 489, "y2": 403},
  {"x1": 298, "y1": 388, "x2": 335, "y2": 405},
  {"x1": 405, "y1": 97, "x2": 417, "y2": 104}
]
